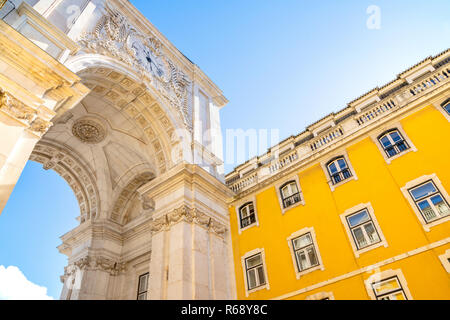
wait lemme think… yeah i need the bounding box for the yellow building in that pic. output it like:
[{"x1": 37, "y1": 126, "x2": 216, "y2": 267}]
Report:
[{"x1": 226, "y1": 50, "x2": 450, "y2": 300}]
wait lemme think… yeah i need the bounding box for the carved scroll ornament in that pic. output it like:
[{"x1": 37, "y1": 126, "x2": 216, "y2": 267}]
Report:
[{"x1": 78, "y1": 5, "x2": 192, "y2": 131}]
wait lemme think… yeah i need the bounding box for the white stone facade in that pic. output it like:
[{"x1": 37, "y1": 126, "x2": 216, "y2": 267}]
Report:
[{"x1": 0, "y1": 0, "x2": 235, "y2": 299}]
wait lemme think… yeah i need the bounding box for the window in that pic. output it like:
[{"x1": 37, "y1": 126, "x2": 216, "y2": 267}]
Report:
[
  {"x1": 137, "y1": 273, "x2": 149, "y2": 300},
  {"x1": 408, "y1": 181, "x2": 449, "y2": 223},
  {"x1": 371, "y1": 276, "x2": 407, "y2": 300},
  {"x1": 401, "y1": 174, "x2": 450, "y2": 231},
  {"x1": 346, "y1": 209, "x2": 381, "y2": 250},
  {"x1": 239, "y1": 202, "x2": 257, "y2": 229},
  {"x1": 444, "y1": 103, "x2": 450, "y2": 115},
  {"x1": 365, "y1": 269, "x2": 412, "y2": 300},
  {"x1": 280, "y1": 181, "x2": 301, "y2": 208},
  {"x1": 287, "y1": 227, "x2": 324, "y2": 279},
  {"x1": 327, "y1": 157, "x2": 352, "y2": 185},
  {"x1": 241, "y1": 248, "x2": 269, "y2": 296},
  {"x1": 291, "y1": 233, "x2": 319, "y2": 272},
  {"x1": 340, "y1": 203, "x2": 387, "y2": 257},
  {"x1": 275, "y1": 176, "x2": 304, "y2": 213},
  {"x1": 439, "y1": 250, "x2": 450, "y2": 273},
  {"x1": 378, "y1": 130, "x2": 410, "y2": 158},
  {"x1": 306, "y1": 291, "x2": 335, "y2": 300},
  {"x1": 245, "y1": 253, "x2": 266, "y2": 290},
  {"x1": 441, "y1": 98, "x2": 450, "y2": 115}
]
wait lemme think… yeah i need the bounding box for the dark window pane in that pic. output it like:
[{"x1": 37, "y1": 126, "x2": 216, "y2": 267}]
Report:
[
  {"x1": 328, "y1": 162, "x2": 338, "y2": 174},
  {"x1": 353, "y1": 227, "x2": 367, "y2": 248},
  {"x1": 444, "y1": 103, "x2": 450, "y2": 114},
  {"x1": 257, "y1": 266, "x2": 265, "y2": 285},
  {"x1": 396, "y1": 141, "x2": 408, "y2": 152},
  {"x1": 248, "y1": 270, "x2": 257, "y2": 289},
  {"x1": 386, "y1": 146, "x2": 397, "y2": 157},
  {"x1": 348, "y1": 210, "x2": 369, "y2": 227},
  {"x1": 380, "y1": 136, "x2": 392, "y2": 148},
  {"x1": 307, "y1": 247, "x2": 318, "y2": 266},
  {"x1": 390, "y1": 131, "x2": 402, "y2": 142},
  {"x1": 410, "y1": 182, "x2": 436, "y2": 200},
  {"x1": 337, "y1": 158, "x2": 347, "y2": 170}
]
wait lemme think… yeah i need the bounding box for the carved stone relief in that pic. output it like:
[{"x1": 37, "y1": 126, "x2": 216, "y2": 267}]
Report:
[
  {"x1": 78, "y1": 4, "x2": 192, "y2": 131},
  {"x1": 151, "y1": 205, "x2": 227, "y2": 236},
  {"x1": 0, "y1": 88, "x2": 52, "y2": 136},
  {"x1": 72, "y1": 118, "x2": 107, "y2": 144}
]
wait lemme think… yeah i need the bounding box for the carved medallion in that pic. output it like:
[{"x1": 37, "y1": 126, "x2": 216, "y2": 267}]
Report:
[{"x1": 72, "y1": 119, "x2": 106, "y2": 144}]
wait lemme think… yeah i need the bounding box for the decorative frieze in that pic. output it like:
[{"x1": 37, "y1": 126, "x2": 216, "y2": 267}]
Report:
[
  {"x1": 0, "y1": 89, "x2": 37, "y2": 122},
  {"x1": 30, "y1": 117, "x2": 52, "y2": 135},
  {"x1": 0, "y1": 88, "x2": 53, "y2": 136},
  {"x1": 167, "y1": 205, "x2": 194, "y2": 224},
  {"x1": 61, "y1": 255, "x2": 127, "y2": 282},
  {"x1": 151, "y1": 205, "x2": 228, "y2": 236},
  {"x1": 94, "y1": 256, "x2": 127, "y2": 276}
]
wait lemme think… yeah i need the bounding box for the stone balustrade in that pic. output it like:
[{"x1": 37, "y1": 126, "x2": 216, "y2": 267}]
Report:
[
  {"x1": 356, "y1": 99, "x2": 397, "y2": 126},
  {"x1": 310, "y1": 126, "x2": 344, "y2": 151},
  {"x1": 267, "y1": 149, "x2": 299, "y2": 174}
]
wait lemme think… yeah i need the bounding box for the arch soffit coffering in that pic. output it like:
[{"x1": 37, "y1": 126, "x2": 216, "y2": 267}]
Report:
[
  {"x1": 110, "y1": 169, "x2": 155, "y2": 225},
  {"x1": 65, "y1": 59, "x2": 188, "y2": 174},
  {"x1": 29, "y1": 138, "x2": 101, "y2": 224}
]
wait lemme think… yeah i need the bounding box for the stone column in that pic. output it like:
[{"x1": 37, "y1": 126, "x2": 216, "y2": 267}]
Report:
[
  {"x1": 60, "y1": 255, "x2": 126, "y2": 300},
  {"x1": 0, "y1": 89, "x2": 52, "y2": 213},
  {"x1": 148, "y1": 205, "x2": 231, "y2": 300},
  {"x1": 148, "y1": 219, "x2": 169, "y2": 300}
]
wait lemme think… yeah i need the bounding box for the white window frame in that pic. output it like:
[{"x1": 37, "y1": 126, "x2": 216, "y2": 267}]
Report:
[
  {"x1": 137, "y1": 272, "x2": 149, "y2": 300},
  {"x1": 320, "y1": 150, "x2": 358, "y2": 191},
  {"x1": 438, "y1": 249, "x2": 450, "y2": 273},
  {"x1": 306, "y1": 291, "x2": 335, "y2": 300},
  {"x1": 370, "y1": 123, "x2": 417, "y2": 164},
  {"x1": 340, "y1": 203, "x2": 388, "y2": 258},
  {"x1": 241, "y1": 248, "x2": 270, "y2": 297},
  {"x1": 364, "y1": 269, "x2": 413, "y2": 300},
  {"x1": 287, "y1": 227, "x2": 324, "y2": 279},
  {"x1": 235, "y1": 196, "x2": 259, "y2": 234},
  {"x1": 400, "y1": 174, "x2": 450, "y2": 232},
  {"x1": 433, "y1": 97, "x2": 450, "y2": 122},
  {"x1": 275, "y1": 175, "x2": 305, "y2": 214}
]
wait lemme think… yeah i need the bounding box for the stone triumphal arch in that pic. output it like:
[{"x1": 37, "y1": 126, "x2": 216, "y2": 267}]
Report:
[{"x1": 0, "y1": 0, "x2": 236, "y2": 299}]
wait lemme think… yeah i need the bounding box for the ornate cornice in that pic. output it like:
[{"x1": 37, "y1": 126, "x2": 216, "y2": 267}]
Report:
[
  {"x1": 151, "y1": 205, "x2": 228, "y2": 236},
  {"x1": 0, "y1": 88, "x2": 53, "y2": 136},
  {"x1": 61, "y1": 255, "x2": 127, "y2": 282},
  {"x1": 93, "y1": 256, "x2": 127, "y2": 276}
]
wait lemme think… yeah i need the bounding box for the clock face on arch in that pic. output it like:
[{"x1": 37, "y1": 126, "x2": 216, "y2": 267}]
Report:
[{"x1": 131, "y1": 40, "x2": 168, "y2": 81}]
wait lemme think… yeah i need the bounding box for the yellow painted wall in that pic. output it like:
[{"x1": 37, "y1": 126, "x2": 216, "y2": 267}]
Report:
[{"x1": 229, "y1": 104, "x2": 450, "y2": 300}]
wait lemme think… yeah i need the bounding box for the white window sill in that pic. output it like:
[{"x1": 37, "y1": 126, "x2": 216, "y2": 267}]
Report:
[
  {"x1": 238, "y1": 222, "x2": 259, "y2": 234},
  {"x1": 354, "y1": 240, "x2": 388, "y2": 258},
  {"x1": 246, "y1": 283, "x2": 270, "y2": 297},
  {"x1": 330, "y1": 175, "x2": 357, "y2": 192},
  {"x1": 295, "y1": 264, "x2": 325, "y2": 280},
  {"x1": 422, "y1": 215, "x2": 450, "y2": 232},
  {"x1": 281, "y1": 200, "x2": 306, "y2": 215},
  {"x1": 384, "y1": 147, "x2": 417, "y2": 164}
]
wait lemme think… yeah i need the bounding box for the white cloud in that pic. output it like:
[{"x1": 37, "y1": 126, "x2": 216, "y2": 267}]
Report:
[{"x1": 0, "y1": 266, "x2": 54, "y2": 300}]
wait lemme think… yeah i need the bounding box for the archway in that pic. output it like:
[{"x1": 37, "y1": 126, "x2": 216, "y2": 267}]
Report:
[{"x1": 0, "y1": 0, "x2": 234, "y2": 300}]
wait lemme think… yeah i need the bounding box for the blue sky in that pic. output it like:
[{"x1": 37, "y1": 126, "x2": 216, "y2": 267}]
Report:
[{"x1": 0, "y1": 0, "x2": 449, "y2": 299}]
